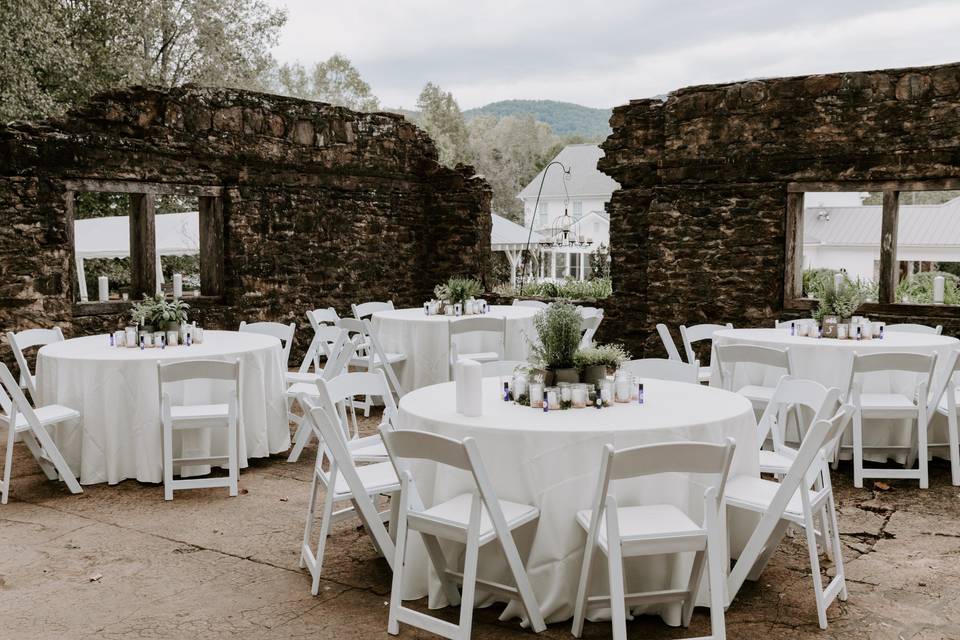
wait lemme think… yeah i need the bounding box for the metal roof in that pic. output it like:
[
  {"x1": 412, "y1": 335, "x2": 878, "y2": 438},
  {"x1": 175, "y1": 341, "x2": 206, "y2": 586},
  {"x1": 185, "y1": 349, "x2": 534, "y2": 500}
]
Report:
[
  {"x1": 491, "y1": 213, "x2": 542, "y2": 250},
  {"x1": 804, "y1": 197, "x2": 960, "y2": 247},
  {"x1": 517, "y1": 144, "x2": 620, "y2": 200}
]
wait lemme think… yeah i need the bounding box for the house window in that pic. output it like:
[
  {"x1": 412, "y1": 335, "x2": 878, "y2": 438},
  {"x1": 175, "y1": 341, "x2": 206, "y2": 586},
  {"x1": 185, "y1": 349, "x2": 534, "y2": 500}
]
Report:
[
  {"x1": 537, "y1": 202, "x2": 548, "y2": 228},
  {"x1": 572, "y1": 201, "x2": 583, "y2": 220},
  {"x1": 785, "y1": 181, "x2": 960, "y2": 309},
  {"x1": 65, "y1": 180, "x2": 224, "y2": 309}
]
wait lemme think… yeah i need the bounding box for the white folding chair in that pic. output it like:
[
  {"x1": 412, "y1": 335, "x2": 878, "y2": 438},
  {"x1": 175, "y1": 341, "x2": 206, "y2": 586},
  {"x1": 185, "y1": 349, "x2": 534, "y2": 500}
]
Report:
[
  {"x1": 352, "y1": 300, "x2": 394, "y2": 320},
  {"x1": 380, "y1": 426, "x2": 546, "y2": 639},
  {"x1": 480, "y1": 360, "x2": 528, "y2": 378},
  {"x1": 655, "y1": 323, "x2": 683, "y2": 361},
  {"x1": 300, "y1": 307, "x2": 341, "y2": 372},
  {"x1": 725, "y1": 406, "x2": 852, "y2": 629},
  {"x1": 884, "y1": 323, "x2": 943, "y2": 335},
  {"x1": 158, "y1": 358, "x2": 241, "y2": 501},
  {"x1": 847, "y1": 351, "x2": 937, "y2": 488},
  {"x1": 579, "y1": 314, "x2": 603, "y2": 349},
  {"x1": 318, "y1": 370, "x2": 396, "y2": 461},
  {"x1": 774, "y1": 318, "x2": 819, "y2": 331},
  {"x1": 714, "y1": 344, "x2": 792, "y2": 411},
  {"x1": 298, "y1": 386, "x2": 399, "y2": 595},
  {"x1": 512, "y1": 299, "x2": 548, "y2": 309},
  {"x1": 931, "y1": 349, "x2": 960, "y2": 486},
  {"x1": 239, "y1": 320, "x2": 296, "y2": 375},
  {"x1": 571, "y1": 439, "x2": 735, "y2": 640},
  {"x1": 0, "y1": 363, "x2": 81, "y2": 504},
  {"x1": 7, "y1": 326, "x2": 64, "y2": 404},
  {"x1": 449, "y1": 316, "x2": 506, "y2": 377},
  {"x1": 578, "y1": 306, "x2": 604, "y2": 319},
  {"x1": 340, "y1": 317, "x2": 407, "y2": 416},
  {"x1": 621, "y1": 358, "x2": 700, "y2": 384},
  {"x1": 680, "y1": 323, "x2": 733, "y2": 384},
  {"x1": 286, "y1": 330, "x2": 356, "y2": 463},
  {"x1": 286, "y1": 325, "x2": 346, "y2": 387}
]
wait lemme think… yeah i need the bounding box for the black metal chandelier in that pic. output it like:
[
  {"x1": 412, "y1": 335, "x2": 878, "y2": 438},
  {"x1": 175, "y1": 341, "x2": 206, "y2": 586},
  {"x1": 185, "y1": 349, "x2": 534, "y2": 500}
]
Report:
[{"x1": 539, "y1": 208, "x2": 593, "y2": 250}]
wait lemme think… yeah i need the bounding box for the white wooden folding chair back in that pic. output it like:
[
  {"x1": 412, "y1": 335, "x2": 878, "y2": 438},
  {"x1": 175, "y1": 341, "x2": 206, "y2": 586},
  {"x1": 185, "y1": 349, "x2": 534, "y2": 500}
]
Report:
[
  {"x1": 295, "y1": 325, "x2": 343, "y2": 376},
  {"x1": 578, "y1": 306, "x2": 604, "y2": 319},
  {"x1": 679, "y1": 323, "x2": 732, "y2": 384},
  {"x1": 847, "y1": 350, "x2": 938, "y2": 488},
  {"x1": 239, "y1": 320, "x2": 296, "y2": 370},
  {"x1": 0, "y1": 363, "x2": 81, "y2": 504},
  {"x1": 884, "y1": 323, "x2": 943, "y2": 335},
  {"x1": 352, "y1": 300, "x2": 394, "y2": 320},
  {"x1": 302, "y1": 307, "x2": 341, "y2": 371},
  {"x1": 480, "y1": 360, "x2": 528, "y2": 378},
  {"x1": 6, "y1": 326, "x2": 64, "y2": 403},
  {"x1": 379, "y1": 427, "x2": 546, "y2": 639},
  {"x1": 512, "y1": 299, "x2": 548, "y2": 309},
  {"x1": 754, "y1": 376, "x2": 841, "y2": 470},
  {"x1": 621, "y1": 358, "x2": 700, "y2": 384},
  {"x1": 579, "y1": 314, "x2": 602, "y2": 349},
  {"x1": 655, "y1": 323, "x2": 682, "y2": 361},
  {"x1": 297, "y1": 391, "x2": 398, "y2": 595},
  {"x1": 323, "y1": 370, "x2": 399, "y2": 445},
  {"x1": 774, "y1": 318, "x2": 819, "y2": 330},
  {"x1": 448, "y1": 316, "x2": 506, "y2": 377},
  {"x1": 338, "y1": 317, "x2": 406, "y2": 415},
  {"x1": 930, "y1": 349, "x2": 960, "y2": 485},
  {"x1": 571, "y1": 438, "x2": 736, "y2": 640},
  {"x1": 286, "y1": 330, "x2": 357, "y2": 463},
  {"x1": 726, "y1": 405, "x2": 853, "y2": 629},
  {"x1": 715, "y1": 344, "x2": 792, "y2": 411},
  {"x1": 157, "y1": 358, "x2": 241, "y2": 501}
]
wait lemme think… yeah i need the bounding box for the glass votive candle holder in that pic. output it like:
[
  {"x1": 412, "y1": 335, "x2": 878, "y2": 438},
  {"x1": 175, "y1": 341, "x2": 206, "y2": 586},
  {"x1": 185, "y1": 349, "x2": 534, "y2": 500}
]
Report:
[
  {"x1": 558, "y1": 382, "x2": 572, "y2": 403},
  {"x1": 614, "y1": 371, "x2": 631, "y2": 403},
  {"x1": 599, "y1": 380, "x2": 613, "y2": 407},
  {"x1": 528, "y1": 382, "x2": 544, "y2": 408},
  {"x1": 630, "y1": 376, "x2": 641, "y2": 402},
  {"x1": 512, "y1": 373, "x2": 528, "y2": 399},
  {"x1": 152, "y1": 331, "x2": 165, "y2": 347},
  {"x1": 571, "y1": 383, "x2": 587, "y2": 408},
  {"x1": 545, "y1": 387, "x2": 559, "y2": 410}
]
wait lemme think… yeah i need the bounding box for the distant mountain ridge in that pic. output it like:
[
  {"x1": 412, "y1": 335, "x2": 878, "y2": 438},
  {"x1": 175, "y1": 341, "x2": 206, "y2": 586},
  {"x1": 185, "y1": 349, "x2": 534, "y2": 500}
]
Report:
[{"x1": 463, "y1": 100, "x2": 612, "y2": 138}]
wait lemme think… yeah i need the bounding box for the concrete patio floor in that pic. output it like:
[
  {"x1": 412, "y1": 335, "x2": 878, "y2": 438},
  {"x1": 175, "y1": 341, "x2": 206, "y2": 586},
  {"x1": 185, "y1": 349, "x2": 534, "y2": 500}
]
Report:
[{"x1": 2, "y1": 412, "x2": 960, "y2": 640}]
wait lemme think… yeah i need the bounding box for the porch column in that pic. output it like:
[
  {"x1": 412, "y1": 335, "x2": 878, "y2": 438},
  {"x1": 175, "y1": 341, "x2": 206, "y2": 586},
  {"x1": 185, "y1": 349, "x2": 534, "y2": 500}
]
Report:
[{"x1": 551, "y1": 251, "x2": 557, "y2": 279}]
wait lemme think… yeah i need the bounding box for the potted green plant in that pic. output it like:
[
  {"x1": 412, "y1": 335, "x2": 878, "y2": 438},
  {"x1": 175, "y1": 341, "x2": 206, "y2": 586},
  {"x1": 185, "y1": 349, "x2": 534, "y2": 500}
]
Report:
[
  {"x1": 434, "y1": 277, "x2": 483, "y2": 312},
  {"x1": 129, "y1": 294, "x2": 189, "y2": 333},
  {"x1": 574, "y1": 344, "x2": 631, "y2": 386},
  {"x1": 528, "y1": 302, "x2": 582, "y2": 384}
]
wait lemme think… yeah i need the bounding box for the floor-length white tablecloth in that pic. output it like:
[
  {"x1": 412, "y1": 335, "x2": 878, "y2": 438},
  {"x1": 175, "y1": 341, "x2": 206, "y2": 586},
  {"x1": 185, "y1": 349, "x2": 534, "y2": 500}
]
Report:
[
  {"x1": 397, "y1": 377, "x2": 758, "y2": 625},
  {"x1": 372, "y1": 306, "x2": 538, "y2": 391},
  {"x1": 36, "y1": 331, "x2": 289, "y2": 485},
  {"x1": 712, "y1": 328, "x2": 960, "y2": 462}
]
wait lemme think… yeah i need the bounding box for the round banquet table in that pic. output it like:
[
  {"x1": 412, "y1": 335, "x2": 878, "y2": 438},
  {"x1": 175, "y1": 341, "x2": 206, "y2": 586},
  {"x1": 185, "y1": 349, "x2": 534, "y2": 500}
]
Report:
[
  {"x1": 372, "y1": 305, "x2": 538, "y2": 391},
  {"x1": 35, "y1": 330, "x2": 289, "y2": 485},
  {"x1": 711, "y1": 328, "x2": 960, "y2": 463},
  {"x1": 397, "y1": 376, "x2": 759, "y2": 625}
]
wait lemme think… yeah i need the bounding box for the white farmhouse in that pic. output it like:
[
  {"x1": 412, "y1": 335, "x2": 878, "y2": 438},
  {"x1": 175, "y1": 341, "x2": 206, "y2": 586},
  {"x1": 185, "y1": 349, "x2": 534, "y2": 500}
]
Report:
[{"x1": 515, "y1": 144, "x2": 619, "y2": 280}]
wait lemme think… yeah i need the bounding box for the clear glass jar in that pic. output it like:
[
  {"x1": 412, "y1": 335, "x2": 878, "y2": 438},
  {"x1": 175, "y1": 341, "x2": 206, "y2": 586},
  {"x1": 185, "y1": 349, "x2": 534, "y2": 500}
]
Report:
[
  {"x1": 528, "y1": 382, "x2": 544, "y2": 408},
  {"x1": 571, "y1": 383, "x2": 588, "y2": 408},
  {"x1": 614, "y1": 370, "x2": 631, "y2": 403}
]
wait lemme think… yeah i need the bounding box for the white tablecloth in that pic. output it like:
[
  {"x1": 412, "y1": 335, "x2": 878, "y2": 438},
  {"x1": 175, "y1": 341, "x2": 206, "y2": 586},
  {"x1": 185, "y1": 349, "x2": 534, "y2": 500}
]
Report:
[
  {"x1": 711, "y1": 328, "x2": 960, "y2": 462},
  {"x1": 397, "y1": 377, "x2": 758, "y2": 624},
  {"x1": 372, "y1": 306, "x2": 538, "y2": 391},
  {"x1": 36, "y1": 330, "x2": 289, "y2": 485}
]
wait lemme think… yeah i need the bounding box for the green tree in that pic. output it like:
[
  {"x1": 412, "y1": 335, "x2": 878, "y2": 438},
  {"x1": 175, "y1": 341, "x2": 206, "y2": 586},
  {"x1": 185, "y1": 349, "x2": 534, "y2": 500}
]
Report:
[
  {"x1": 0, "y1": 0, "x2": 287, "y2": 122},
  {"x1": 416, "y1": 82, "x2": 472, "y2": 168},
  {"x1": 274, "y1": 54, "x2": 380, "y2": 111},
  {"x1": 467, "y1": 114, "x2": 560, "y2": 221}
]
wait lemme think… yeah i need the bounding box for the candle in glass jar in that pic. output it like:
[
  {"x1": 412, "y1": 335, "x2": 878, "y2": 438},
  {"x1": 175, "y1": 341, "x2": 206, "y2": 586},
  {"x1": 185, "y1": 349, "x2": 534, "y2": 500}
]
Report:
[
  {"x1": 614, "y1": 375, "x2": 631, "y2": 403},
  {"x1": 546, "y1": 389, "x2": 558, "y2": 410},
  {"x1": 512, "y1": 374, "x2": 527, "y2": 399},
  {"x1": 559, "y1": 383, "x2": 572, "y2": 403},
  {"x1": 528, "y1": 383, "x2": 544, "y2": 408},
  {"x1": 571, "y1": 383, "x2": 587, "y2": 408},
  {"x1": 172, "y1": 273, "x2": 183, "y2": 299}
]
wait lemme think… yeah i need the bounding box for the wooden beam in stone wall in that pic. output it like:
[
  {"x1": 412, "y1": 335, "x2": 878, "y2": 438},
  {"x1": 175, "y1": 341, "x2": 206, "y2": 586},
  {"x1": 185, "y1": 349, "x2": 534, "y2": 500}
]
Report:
[
  {"x1": 879, "y1": 190, "x2": 900, "y2": 304},
  {"x1": 129, "y1": 193, "x2": 157, "y2": 298},
  {"x1": 63, "y1": 179, "x2": 222, "y2": 197},
  {"x1": 198, "y1": 195, "x2": 224, "y2": 297},
  {"x1": 788, "y1": 179, "x2": 960, "y2": 193},
  {"x1": 783, "y1": 192, "x2": 804, "y2": 302}
]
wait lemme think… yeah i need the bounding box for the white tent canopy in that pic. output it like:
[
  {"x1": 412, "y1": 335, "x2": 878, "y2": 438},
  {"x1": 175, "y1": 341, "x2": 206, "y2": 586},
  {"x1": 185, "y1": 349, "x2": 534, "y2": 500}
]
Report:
[
  {"x1": 491, "y1": 213, "x2": 543, "y2": 279},
  {"x1": 74, "y1": 211, "x2": 200, "y2": 301}
]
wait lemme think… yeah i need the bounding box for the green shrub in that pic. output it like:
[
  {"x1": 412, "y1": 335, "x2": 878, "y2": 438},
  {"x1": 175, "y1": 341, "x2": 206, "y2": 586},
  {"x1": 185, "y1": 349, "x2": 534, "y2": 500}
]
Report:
[
  {"x1": 528, "y1": 302, "x2": 582, "y2": 370},
  {"x1": 897, "y1": 271, "x2": 960, "y2": 304},
  {"x1": 493, "y1": 277, "x2": 612, "y2": 301}
]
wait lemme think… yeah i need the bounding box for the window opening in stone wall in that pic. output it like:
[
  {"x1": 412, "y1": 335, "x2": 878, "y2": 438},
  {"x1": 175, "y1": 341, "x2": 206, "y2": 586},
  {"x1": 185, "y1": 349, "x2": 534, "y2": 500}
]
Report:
[
  {"x1": 73, "y1": 192, "x2": 132, "y2": 302},
  {"x1": 890, "y1": 190, "x2": 960, "y2": 305},
  {"x1": 155, "y1": 194, "x2": 202, "y2": 298}
]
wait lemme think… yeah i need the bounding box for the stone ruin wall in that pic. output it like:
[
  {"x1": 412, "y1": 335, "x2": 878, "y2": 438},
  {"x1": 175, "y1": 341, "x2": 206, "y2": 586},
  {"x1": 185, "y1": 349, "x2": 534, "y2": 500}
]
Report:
[
  {"x1": 0, "y1": 85, "x2": 491, "y2": 364},
  {"x1": 600, "y1": 62, "x2": 960, "y2": 357}
]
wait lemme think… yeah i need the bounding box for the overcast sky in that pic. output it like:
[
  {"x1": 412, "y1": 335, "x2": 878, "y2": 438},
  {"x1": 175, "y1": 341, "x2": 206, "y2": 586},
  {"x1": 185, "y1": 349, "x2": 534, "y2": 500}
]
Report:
[{"x1": 265, "y1": 1, "x2": 960, "y2": 110}]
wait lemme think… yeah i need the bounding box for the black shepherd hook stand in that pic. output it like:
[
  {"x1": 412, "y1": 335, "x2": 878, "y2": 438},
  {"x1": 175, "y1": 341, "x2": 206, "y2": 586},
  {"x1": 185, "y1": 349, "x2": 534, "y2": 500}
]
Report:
[{"x1": 516, "y1": 161, "x2": 570, "y2": 294}]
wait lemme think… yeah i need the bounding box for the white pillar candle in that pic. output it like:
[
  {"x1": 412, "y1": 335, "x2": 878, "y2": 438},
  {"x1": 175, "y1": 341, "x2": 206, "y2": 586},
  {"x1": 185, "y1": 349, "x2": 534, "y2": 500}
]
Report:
[
  {"x1": 934, "y1": 275, "x2": 945, "y2": 304},
  {"x1": 98, "y1": 276, "x2": 109, "y2": 302},
  {"x1": 460, "y1": 360, "x2": 483, "y2": 417},
  {"x1": 833, "y1": 272, "x2": 844, "y2": 292},
  {"x1": 172, "y1": 273, "x2": 183, "y2": 299}
]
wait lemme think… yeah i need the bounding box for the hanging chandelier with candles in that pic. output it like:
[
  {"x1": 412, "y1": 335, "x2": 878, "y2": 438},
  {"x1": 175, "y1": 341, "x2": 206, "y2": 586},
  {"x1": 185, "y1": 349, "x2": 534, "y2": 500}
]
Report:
[{"x1": 539, "y1": 205, "x2": 593, "y2": 249}]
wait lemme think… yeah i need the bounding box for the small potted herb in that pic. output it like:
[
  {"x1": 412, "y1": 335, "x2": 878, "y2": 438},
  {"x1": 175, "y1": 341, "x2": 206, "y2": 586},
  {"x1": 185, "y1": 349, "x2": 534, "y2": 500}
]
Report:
[
  {"x1": 129, "y1": 294, "x2": 190, "y2": 333},
  {"x1": 574, "y1": 344, "x2": 631, "y2": 386},
  {"x1": 434, "y1": 277, "x2": 483, "y2": 313},
  {"x1": 528, "y1": 302, "x2": 582, "y2": 384}
]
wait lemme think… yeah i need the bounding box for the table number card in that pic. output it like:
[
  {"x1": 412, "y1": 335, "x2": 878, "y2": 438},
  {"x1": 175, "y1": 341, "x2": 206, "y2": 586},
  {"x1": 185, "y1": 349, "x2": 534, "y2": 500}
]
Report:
[{"x1": 821, "y1": 316, "x2": 839, "y2": 339}]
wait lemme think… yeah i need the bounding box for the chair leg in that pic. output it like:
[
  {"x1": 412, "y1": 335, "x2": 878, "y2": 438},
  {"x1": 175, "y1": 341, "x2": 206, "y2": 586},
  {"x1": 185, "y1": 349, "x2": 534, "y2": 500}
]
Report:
[
  {"x1": 606, "y1": 539, "x2": 628, "y2": 640},
  {"x1": 571, "y1": 536, "x2": 597, "y2": 638},
  {"x1": 681, "y1": 547, "x2": 706, "y2": 627},
  {"x1": 227, "y1": 416, "x2": 239, "y2": 497},
  {"x1": 457, "y1": 506, "x2": 482, "y2": 640},
  {"x1": 802, "y1": 507, "x2": 829, "y2": 630},
  {"x1": 949, "y1": 410, "x2": 960, "y2": 486},
  {"x1": 387, "y1": 485, "x2": 409, "y2": 636},
  {"x1": 852, "y1": 409, "x2": 864, "y2": 489},
  {"x1": 310, "y1": 482, "x2": 336, "y2": 595},
  {"x1": 1, "y1": 424, "x2": 14, "y2": 504},
  {"x1": 287, "y1": 418, "x2": 314, "y2": 463},
  {"x1": 421, "y1": 533, "x2": 462, "y2": 606},
  {"x1": 826, "y1": 496, "x2": 848, "y2": 602},
  {"x1": 918, "y1": 416, "x2": 929, "y2": 489},
  {"x1": 498, "y1": 528, "x2": 546, "y2": 633},
  {"x1": 163, "y1": 420, "x2": 174, "y2": 501},
  {"x1": 706, "y1": 522, "x2": 728, "y2": 640},
  {"x1": 300, "y1": 469, "x2": 321, "y2": 569}
]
